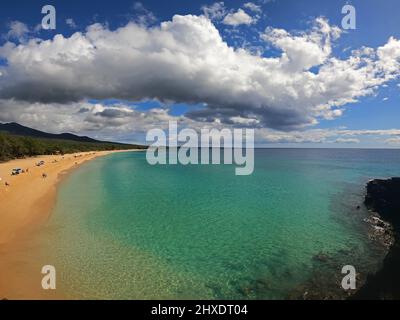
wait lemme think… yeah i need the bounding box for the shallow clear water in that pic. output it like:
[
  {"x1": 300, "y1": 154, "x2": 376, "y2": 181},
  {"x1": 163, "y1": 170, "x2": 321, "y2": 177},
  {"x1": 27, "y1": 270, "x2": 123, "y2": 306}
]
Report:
[{"x1": 44, "y1": 149, "x2": 400, "y2": 299}]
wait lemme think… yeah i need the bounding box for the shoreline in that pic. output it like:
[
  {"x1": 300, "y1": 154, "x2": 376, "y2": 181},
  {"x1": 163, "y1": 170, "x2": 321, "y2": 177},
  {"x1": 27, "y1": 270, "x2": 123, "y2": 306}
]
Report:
[
  {"x1": 351, "y1": 178, "x2": 400, "y2": 299},
  {"x1": 0, "y1": 149, "x2": 138, "y2": 299},
  {"x1": 288, "y1": 179, "x2": 395, "y2": 300},
  {"x1": 2, "y1": 153, "x2": 397, "y2": 300}
]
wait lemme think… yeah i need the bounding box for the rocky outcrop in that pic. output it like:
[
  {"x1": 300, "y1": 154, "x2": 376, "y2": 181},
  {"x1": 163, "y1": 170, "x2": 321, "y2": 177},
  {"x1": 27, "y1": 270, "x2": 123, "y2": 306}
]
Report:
[
  {"x1": 352, "y1": 178, "x2": 400, "y2": 300},
  {"x1": 364, "y1": 178, "x2": 400, "y2": 227}
]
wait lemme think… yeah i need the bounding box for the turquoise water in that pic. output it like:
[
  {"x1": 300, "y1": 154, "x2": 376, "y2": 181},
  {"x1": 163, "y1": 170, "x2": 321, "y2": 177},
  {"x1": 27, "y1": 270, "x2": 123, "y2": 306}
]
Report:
[{"x1": 44, "y1": 149, "x2": 400, "y2": 299}]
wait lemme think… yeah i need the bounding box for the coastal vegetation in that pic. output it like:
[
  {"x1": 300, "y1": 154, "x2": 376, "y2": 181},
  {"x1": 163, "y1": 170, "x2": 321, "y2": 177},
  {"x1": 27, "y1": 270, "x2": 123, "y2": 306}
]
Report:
[{"x1": 0, "y1": 131, "x2": 144, "y2": 162}]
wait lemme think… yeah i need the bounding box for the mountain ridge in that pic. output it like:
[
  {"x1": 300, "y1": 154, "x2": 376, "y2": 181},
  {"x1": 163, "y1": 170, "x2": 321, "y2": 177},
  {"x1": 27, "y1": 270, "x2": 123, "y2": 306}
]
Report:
[{"x1": 0, "y1": 122, "x2": 119, "y2": 144}]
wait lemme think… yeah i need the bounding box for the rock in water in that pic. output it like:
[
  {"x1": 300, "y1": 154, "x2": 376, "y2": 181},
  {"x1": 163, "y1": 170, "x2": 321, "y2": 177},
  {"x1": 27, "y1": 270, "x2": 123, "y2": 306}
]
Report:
[
  {"x1": 352, "y1": 178, "x2": 400, "y2": 300},
  {"x1": 365, "y1": 178, "x2": 400, "y2": 227}
]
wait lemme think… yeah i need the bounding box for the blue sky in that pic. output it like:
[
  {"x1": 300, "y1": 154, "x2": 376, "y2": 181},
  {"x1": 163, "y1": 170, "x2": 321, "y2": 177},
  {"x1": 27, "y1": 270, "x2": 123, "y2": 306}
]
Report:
[{"x1": 0, "y1": 0, "x2": 399, "y2": 147}]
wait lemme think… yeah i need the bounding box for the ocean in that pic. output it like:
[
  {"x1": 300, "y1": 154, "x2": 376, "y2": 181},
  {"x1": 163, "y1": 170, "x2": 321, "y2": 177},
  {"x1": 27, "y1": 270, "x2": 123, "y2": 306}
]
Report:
[{"x1": 43, "y1": 149, "x2": 400, "y2": 299}]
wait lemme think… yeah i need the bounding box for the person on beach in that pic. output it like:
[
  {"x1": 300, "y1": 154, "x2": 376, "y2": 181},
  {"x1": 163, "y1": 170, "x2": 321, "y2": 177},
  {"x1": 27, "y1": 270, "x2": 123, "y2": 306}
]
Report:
[
  {"x1": 42, "y1": 173, "x2": 47, "y2": 179},
  {"x1": 5, "y1": 181, "x2": 10, "y2": 187}
]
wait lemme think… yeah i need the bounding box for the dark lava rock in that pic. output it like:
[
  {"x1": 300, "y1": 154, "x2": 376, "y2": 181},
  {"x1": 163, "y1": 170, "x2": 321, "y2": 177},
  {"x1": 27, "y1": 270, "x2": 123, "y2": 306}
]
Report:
[
  {"x1": 365, "y1": 178, "x2": 400, "y2": 228},
  {"x1": 351, "y1": 178, "x2": 400, "y2": 300}
]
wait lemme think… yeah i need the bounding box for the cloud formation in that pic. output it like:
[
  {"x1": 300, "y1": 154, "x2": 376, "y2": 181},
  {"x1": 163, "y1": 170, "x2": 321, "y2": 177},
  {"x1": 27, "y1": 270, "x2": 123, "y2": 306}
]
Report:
[
  {"x1": 201, "y1": 2, "x2": 227, "y2": 21},
  {"x1": 5, "y1": 21, "x2": 30, "y2": 41},
  {"x1": 1, "y1": 98, "x2": 399, "y2": 146},
  {"x1": 258, "y1": 127, "x2": 400, "y2": 145},
  {"x1": 0, "y1": 99, "x2": 194, "y2": 141},
  {"x1": 222, "y1": 9, "x2": 255, "y2": 26},
  {"x1": 66, "y1": 18, "x2": 77, "y2": 29},
  {"x1": 131, "y1": 2, "x2": 157, "y2": 26},
  {"x1": 0, "y1": 13, "x2": 400, "y2": 139},
  {"x1": 386, "y1": 137, "x2": 400, "y2": 145},
  {"x1": 243, "y1": 2, "x2": 262, "y2": 13}
]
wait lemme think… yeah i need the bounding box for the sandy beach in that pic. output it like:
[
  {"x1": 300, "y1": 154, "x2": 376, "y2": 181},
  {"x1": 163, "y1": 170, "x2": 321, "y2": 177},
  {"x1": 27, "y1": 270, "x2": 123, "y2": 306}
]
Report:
[{"x1": 0, "y1": 150, "x2": 132, "y2": 299}]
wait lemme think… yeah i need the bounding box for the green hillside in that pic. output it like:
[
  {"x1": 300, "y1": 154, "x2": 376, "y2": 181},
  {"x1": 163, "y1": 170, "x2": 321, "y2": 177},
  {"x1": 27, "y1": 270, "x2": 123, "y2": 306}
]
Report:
[{"x1": 0, "y1": 132, "x2": 145, "y2": 162}]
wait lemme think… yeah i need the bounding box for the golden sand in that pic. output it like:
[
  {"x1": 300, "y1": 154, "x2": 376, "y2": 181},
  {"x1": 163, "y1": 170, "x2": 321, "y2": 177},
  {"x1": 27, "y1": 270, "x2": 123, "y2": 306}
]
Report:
[{"x1": 0, "y1": 150, "x2": 133, "y2": 299}]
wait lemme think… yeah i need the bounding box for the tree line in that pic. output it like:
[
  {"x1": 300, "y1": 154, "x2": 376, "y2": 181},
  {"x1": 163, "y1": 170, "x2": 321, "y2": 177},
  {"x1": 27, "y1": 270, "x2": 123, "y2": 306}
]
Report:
[{"x1": 0, "y1": 132, "x2": 144, "y2": 162}]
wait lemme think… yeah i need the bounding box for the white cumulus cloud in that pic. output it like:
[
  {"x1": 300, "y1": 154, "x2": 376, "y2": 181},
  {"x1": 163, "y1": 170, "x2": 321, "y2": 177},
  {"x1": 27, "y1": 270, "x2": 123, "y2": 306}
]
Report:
[
  {"x1": 222, "y1": 8, "x2": 255, "y2": 26},
  {"x1": 0, "y1": 14, "x2": 399, "y2": 136}
]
